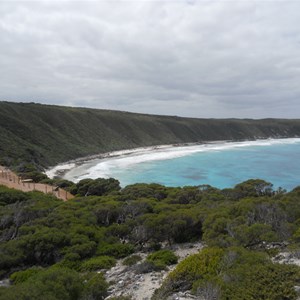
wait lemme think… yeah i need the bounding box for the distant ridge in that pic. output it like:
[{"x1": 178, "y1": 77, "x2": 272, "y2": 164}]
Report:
[{"x1": 1, "y1": 101, "x2": 300, "y2": 168}]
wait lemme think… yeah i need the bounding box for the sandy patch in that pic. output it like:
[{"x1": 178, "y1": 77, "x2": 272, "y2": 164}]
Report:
[{"x1": 104, "y1": 242, "x2": 203, "y2": 300}]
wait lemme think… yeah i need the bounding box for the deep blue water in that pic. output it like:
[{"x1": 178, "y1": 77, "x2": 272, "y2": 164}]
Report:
[{"x1": 63, "y1": 138, "x2": 300, "y2": 190}]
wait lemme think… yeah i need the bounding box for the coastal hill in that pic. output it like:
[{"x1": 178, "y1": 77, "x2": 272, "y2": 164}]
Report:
[
  {"x1": 1, "y1": 101, "x2": 300, "y2": 167},
  {"x1": 1, "y1": 101, "x2": 300, "y2": 300}
]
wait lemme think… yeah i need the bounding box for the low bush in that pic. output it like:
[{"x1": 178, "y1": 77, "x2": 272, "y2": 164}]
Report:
[
  {"x1": 0, "y1": 267, "x2": 84, "y2": 300},
  {"x1": 132, "y1": 261, "x2": 164, "y2": 274},
  {"x1": 153, "y1": 247, "x2": 300, "y2": 300},
  {"x1": 97, "y1": 243, "x2": 134, "y2": 258},
  {"x1": 122, "y1": 255, "x2": 142, "y2": 266},
  {"x1": 54, "y1": 257, "x2": 82, "y2": 271},
  {"x1": 80, "y1": 256, "x2": 116, "y2": 271},
  {"x1": 147, "y1": 249, "x2": 178, "y2": 267},
  {"x1": 10, "y1": 267, "x2": 43, "y2": 284},
  {"x1": 0, "y1": 186, "x2": 29, "y2": 205},
  {"x1": 81, "y1": 273, "x2": 109, "y2": 300}
]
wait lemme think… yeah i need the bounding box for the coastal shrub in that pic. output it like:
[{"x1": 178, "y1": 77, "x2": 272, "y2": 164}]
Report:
[
  {"x1": 2, "y1": 178, "x2": 300, "y2": 299},
  {"x1": 153, "y1": 247, "x2": 300, "y2": 300},
  {"x1": 0, "y1": 267, "x2": 83, "y2": 300},
  {"x1": 120, "y1": 183, "x2": 168, "y2": 201},
  {"x1": 81, "y1": 272, "x2": 109, "y2": 300},
  {"x1": 194, "y1": 278, "x2": 222, "y2": 300},
  {"x1": 97, "y1": 243, "x2": 134, "y2": 258},
  {"x1": 75, "y1": 179, "x2": 94, "y2": 196},
  {"x1": 105, "y1": 223, "x2": 132, "y2": 239},
  {"x1": 152, "y1": 247, "x2": 225, "y2": 299},
  {"x1": 133, "y1": 260, "x2": 164, "y2": 274},
  {"x1": 169, "y1": 247, "x2": 224, "y2": 285},
  {"x1": 21, "y1": 227, "x2": 68, "y2": 265},
  {"x1": 10, "y1": 267, "x2": 43, "y2": 284},
  {"x1": 68, "y1": 184, "x2": 78, "y2": 195},
  {"x1": 292, "y1": 227, "x2": 300, "y2": 243},
  {"x1": 80, "y1": 256, "x2": 116, "y2": 271},
  {"x1": 122, "y1": 254, "x2": 142, "y2": 266},
  {"x1": 54, "y1": 256, "x2": 82, "y2": 271},
  {"x1": 0, "y1": 267, "x2": 110, "y2": 300},
  {"x1": 19, "y1": 171, "x2": 48, "y2": 183},
  {"x1": 147, "y1": 249, "x2": 178, "y2": 267},
  {"x1": 54, "y1": 179, "x2": 75, "y2": 189},
  {"x1": 147, "y1": 242, "x2": 162, "y2": 251},
  {"x1": 15, "y1": 164, "x2": 48, "y2": 183},
  {"x1": 76, "y1": 178, "x2": 121, "y2": 196},
  {"x1": 202, "y1": 196, "x2": 289, "y2": 248},
  {"x1": 234, "y1": 179, "x2": 274, "y2": 198},
  {"x1": 39, "y1": 178, "x2": 55, "y2": 185},
  {"x1": 63, "y1": 240, "x2": 97, "y2": 260},
  {"x1": 0, "y1": 186, "x2": 29, "y2": 205},
  {"x1": 220, "y1": 263, "x2": 300, "y2": 300},
  {"x1": 0, "y1": 239, "x2": 28, "y2": 271}
]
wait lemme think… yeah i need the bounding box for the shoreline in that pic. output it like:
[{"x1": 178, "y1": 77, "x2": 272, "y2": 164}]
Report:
[
  {"x1": 45, "y1": 137, "x2": 300, "y2": 179},
  {"x1": 45, "y1": 141, "x2": 207, "y2": 178}
]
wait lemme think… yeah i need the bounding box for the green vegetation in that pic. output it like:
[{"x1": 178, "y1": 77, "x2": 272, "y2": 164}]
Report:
[
  {"x1": 97, "y1": 243, "x2": 134, "y2": 258},
  {"x1": 153, "y1": 247, "x2": 300, "y2": 300},
  {"x1": 1, "y1": 178, "x2": 300, "y2": 299},
  {"x1": 122, "y1": 254, "x2": 142, "y2": 266},
  {"x1": 1, "y1": 101, "x2": 300, "y2": 168},
  {"x1": 80, "y1": 256, "x2": 116, "y2": 271},
  {"x1": 9, "y1": 267, "x2": 43, "y2": 284},
  {"x1": 0, "y1": 267, "x2": 108, "y2": 300},
  {"x1": 130, "y1": 249, "x2": 179, "y2": 273},
  {"x1": 147, "y1": 249, "x2": 178, "y2": 268},
  {"x1": 74, "y1": 178, "x2": 121, "y2": 197},
  {"x1": 1, "y1": 101, "x2": 300, "y2": 298},
  {"x1": 16, "y1": 163, "x2": 48, "y2": 181}
]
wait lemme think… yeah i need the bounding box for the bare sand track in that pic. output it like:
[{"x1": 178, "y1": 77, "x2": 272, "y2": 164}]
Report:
[{"x1": 0, "y1": 166, "x2": 73, "y2": 201}]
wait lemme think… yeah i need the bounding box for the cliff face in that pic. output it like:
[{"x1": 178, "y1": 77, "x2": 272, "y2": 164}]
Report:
[{"x1": 1, "y1": 101, "x2": 300, "y2": 167}]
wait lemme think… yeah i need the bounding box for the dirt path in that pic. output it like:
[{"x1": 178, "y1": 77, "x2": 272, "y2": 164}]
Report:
[
  {"x1": 0, "y1": 166, "x2": 73, "y2": 201},
  {"x1": 104, "y1": 242, "x2": 203, "y2": 300}
]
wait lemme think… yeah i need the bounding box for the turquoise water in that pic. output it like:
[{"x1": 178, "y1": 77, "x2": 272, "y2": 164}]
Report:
[{"x1": 63, "y1": 139, "x2": 300, "y2": 190}]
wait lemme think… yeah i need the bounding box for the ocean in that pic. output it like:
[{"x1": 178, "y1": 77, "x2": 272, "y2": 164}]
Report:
[{"x1": 60, "y1": 138, "x2": 300, "y2": 190}]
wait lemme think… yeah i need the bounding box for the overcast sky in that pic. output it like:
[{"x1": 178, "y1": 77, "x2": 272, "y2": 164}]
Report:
[{"x1": 1, "y1": 0, "x2": 300, "y2": 118}]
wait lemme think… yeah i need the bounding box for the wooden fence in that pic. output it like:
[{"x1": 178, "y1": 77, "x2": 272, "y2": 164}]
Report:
[{"x1": 0, "y1": 166, "x2": 73, "y2": 201}]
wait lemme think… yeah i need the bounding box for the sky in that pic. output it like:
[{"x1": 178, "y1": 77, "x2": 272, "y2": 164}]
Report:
[{"x1": 0, "y1": 0, "x2": 300, "y2": 118}]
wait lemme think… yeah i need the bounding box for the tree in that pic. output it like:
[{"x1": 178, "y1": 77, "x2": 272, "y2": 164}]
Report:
[
  {"x1": 0, "y1": 267, "x2": 84, "y2": 300},
  {"x1": 76, "y1": 178, "x2": 121, "y2": 196},
  {"x1": 81, "y1": 273, "x2": 109, "y2": 300},
  {"x1": 234, "y1": 179, "x2": 274, "y2": 198}
]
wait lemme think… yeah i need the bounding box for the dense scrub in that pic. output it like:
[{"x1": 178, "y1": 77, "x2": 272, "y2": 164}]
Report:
[
  {"x1": 1, "y1": 101, "x2": 300, "y2": 167},
  {"x1": 1, "y1": 178, "x2": 300, "y2": 299},
  {"x1": 0, "y1": 267, "x2": 108, "y2": 300},
  {"x1": 153, "y1": 247, "x2": 300, "y2": 299}
]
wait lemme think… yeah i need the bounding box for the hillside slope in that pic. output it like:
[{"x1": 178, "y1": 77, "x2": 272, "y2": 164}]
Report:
[{"x1": 1, "y1": 101, "x2": 300, "y2": 168}]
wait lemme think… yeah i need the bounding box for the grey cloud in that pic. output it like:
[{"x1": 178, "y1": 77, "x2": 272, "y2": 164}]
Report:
[{"x1": 0, "y1": 0, "x2": 300, "y2": 118}]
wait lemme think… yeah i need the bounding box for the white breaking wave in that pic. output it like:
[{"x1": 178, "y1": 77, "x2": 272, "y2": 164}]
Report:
[
  {"x1": 45, "y1": 162, "x2": 76, "y2": 179},
  {"x1": 47, "y1": 138, "x2": 300, "y2": 182}
]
